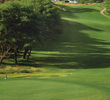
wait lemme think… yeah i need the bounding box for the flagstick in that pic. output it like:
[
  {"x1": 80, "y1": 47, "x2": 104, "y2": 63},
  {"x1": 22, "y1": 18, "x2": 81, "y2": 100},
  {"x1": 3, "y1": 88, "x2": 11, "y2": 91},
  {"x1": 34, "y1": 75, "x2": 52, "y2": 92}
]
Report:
[
  {"x1": 5, "y1": 80, "x2": 6, "y2": 100},
  {"x1": 5, "y1": 74, "x2": 7, "y2": 100}
]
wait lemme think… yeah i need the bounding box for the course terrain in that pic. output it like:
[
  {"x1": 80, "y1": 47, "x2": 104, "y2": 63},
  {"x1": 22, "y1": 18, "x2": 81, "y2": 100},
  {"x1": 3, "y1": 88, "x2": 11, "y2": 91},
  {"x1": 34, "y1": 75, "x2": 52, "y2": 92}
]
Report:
[{"x1": 0, "y1": 3, "x2": 110, "y2": 100}]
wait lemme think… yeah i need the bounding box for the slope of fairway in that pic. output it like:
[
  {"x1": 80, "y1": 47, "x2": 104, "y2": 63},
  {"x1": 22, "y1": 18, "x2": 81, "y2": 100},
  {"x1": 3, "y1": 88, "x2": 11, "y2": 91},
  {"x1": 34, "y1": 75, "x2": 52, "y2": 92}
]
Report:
[
  {"x1": 32, "y1": 4, "x2": 110, "y2": 69},
  {"x1": 60, "y1": 4, "x2": 110, "y2": 42},
  {"x1": 23, "y1": 4, "x2": 110, "y2": 69},
  {"x1": 0, "y1": 3, "x2": 110, "y2": 100}
]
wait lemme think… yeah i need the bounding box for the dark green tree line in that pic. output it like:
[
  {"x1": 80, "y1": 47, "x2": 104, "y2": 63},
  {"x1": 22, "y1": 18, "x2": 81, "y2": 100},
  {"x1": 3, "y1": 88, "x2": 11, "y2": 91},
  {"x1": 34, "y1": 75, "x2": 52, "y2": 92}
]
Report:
[{"x1": 0, "y1": 0, "x2": 62, "y2": 63}]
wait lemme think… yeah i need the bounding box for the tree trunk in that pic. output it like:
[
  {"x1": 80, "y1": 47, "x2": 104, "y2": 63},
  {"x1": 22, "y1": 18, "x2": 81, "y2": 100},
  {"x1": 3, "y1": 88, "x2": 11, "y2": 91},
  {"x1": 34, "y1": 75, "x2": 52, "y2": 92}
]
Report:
[
  {"x1": 27, "y1": 46, "x2": 32, "y2": 61},
  {"x1": 0, "y1": 46, "x2": 3, "y2": 64},
  {"x1": 0, "y1": 47, "x2": 11, "y2": 64},
  {"x1": 1, "y1": 0, "x2": 5, "y2": 3},
  {"x1": 0, "y1": 58, "x2": 3, "y2": 64},
  {"x1": 14, "y1": 47, "x2": 18, "y2": 64},
  {"x1": 22, "y1": 47, "x2": 29, "y2": 59}
]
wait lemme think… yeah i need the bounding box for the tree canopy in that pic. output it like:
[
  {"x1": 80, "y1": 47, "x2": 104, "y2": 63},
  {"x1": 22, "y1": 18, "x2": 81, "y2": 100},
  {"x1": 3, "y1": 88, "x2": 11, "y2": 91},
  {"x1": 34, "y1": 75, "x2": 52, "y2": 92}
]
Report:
[{"x1": 0, "y1": 0, "x2": 62, "y2": 63}]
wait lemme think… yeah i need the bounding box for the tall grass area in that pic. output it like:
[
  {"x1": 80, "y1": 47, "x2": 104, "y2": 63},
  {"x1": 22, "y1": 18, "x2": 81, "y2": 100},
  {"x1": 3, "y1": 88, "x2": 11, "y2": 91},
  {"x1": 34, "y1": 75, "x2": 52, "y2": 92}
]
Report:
[{"x1": 0, "y1": 3, "x2": 110, "y2": 100}]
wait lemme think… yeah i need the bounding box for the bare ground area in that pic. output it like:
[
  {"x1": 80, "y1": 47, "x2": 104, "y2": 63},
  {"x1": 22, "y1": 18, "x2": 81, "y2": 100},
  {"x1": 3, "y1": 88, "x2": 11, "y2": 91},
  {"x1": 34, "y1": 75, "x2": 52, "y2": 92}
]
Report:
[{"x1": 100, "y1": 7, "x2": 110, "y2": 18}]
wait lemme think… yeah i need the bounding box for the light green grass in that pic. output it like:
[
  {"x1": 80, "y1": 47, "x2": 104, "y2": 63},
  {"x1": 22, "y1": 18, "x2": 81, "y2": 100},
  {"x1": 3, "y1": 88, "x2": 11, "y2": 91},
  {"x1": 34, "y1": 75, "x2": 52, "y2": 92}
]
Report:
[
  {"x1": 0, "y1": 68, "x2": 110, "y2": 100},
  {"x1": 0, "y1": 3, "x2": 110, "y2": 100}
]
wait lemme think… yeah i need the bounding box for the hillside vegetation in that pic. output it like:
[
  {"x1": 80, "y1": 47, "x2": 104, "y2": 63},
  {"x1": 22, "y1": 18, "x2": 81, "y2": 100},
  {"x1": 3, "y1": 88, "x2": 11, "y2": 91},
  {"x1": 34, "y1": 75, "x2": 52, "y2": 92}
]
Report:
[{"x1": 0, "y1": 0, "x2": 62, "y2": 64}]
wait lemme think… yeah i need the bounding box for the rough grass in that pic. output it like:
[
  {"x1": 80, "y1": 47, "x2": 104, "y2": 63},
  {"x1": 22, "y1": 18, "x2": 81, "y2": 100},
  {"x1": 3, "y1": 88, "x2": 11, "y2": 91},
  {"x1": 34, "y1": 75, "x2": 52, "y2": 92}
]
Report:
[{"x1": 0, "y1": 66, "x2": 44, "y2": 74}]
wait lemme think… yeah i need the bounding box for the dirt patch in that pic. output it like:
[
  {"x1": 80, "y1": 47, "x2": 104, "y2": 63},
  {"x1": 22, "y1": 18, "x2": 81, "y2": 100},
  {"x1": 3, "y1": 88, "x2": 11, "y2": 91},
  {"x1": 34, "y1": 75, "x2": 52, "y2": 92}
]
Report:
[
  {"x1": 0, "y1": 66, "x2": 44, "y2": 74},
  {"x1": 0, "y1": 67, "x2": 7, "y2": 70},
  {"x1": 100, "y1": 7, "x2": 110, "y2": 18}
]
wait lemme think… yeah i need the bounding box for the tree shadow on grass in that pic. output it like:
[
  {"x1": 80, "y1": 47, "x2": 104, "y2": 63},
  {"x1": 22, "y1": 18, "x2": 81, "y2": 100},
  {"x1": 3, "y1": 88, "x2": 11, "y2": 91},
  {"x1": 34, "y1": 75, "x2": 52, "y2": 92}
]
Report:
[
  {"x1": 30, "y1": 19, "x2": 110, "y2": 69},
  {"x1": 33, "y1": 54, "x2": 110, "y2": 69},
  {"x1": 1, "y1": 19, "x2": 110, "y2": 69},
  {"x1": 59, "y1": 5, "x2": 99, "y2": 19}
]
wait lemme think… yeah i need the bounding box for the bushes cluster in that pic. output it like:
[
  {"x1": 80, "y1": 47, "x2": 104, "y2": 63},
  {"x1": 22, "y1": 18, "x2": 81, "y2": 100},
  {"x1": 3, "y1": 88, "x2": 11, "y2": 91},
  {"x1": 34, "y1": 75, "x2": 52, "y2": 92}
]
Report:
[
  {"x1": 105, "y1": 0, "x2": 110, "y2": 15},
  {"x1": 0, "y1": 0, "x2": 62, "y2": 44},
  {"x1": 0, "y1": 0, "x2": 62, "y2": 63}
]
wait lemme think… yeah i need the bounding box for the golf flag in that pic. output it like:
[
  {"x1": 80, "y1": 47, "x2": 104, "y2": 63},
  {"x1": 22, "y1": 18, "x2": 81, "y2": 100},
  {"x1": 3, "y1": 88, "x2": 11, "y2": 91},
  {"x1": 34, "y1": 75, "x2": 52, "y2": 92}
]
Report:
[{"x1": 5, "y1": 74, "x2": 7, "y2": 81}]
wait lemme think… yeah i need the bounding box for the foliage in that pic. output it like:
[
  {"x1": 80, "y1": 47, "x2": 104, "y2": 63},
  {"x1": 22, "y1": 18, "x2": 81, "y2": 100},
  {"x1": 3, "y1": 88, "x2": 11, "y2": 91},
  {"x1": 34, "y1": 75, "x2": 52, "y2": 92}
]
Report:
[
  {"x1": 0, "y1": 0, "x2": 62, "y2": 63},
  {"x1": 105, "y1": 0, "x2": 110, "y2": 15},
  {"x1": 0, "y1": 1, "x2": 31, "y2": 63},
  {"x1": 0, "y1": 0, "x2": 62, "y2": 45}
]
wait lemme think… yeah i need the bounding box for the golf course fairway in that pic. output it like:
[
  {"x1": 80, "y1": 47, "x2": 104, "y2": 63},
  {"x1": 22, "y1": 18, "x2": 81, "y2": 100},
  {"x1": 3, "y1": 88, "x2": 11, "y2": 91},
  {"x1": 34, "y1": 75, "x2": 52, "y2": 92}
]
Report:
[{"x1": 0, "y1": 3, "x2": 110, "y2": 100}]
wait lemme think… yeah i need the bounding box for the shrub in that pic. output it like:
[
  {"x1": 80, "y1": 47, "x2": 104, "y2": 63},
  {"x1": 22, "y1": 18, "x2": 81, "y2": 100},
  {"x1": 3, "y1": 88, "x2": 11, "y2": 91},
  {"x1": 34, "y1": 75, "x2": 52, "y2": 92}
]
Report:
[
  {"x1": 106, "y1": 0, "x2": 110, "y2": 15},
  {"x1": 0, "y1": 0, "x2": 62, "y2": 63},
  {"x1": 0, "y1": 0, "x2": 62, "y2": 45}
]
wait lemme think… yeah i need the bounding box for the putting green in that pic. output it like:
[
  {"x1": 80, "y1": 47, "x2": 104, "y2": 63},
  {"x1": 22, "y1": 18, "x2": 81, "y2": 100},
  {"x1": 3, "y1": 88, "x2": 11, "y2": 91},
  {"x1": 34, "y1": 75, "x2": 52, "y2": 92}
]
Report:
[{"x1": 0, "y1": 68, "x2": 110, "y2": 100}]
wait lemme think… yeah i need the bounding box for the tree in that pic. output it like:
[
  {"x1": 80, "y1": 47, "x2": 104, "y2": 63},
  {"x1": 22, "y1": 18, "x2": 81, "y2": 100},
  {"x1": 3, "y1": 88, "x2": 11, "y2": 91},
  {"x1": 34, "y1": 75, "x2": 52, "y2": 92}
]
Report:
[
  {"x1": 0, "y1": 1, "x2": 36, "y2": 63},
  {"x1": 0, "y1": 0, "x2": 62, "y2": 63}
]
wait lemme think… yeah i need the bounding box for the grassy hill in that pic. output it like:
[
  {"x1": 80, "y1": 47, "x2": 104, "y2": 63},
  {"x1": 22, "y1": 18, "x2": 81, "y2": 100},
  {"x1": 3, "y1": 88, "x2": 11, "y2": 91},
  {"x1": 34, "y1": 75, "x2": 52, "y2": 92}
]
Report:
[{"x1": 0, "y1": 3, "x2": 110, "y2": 100}]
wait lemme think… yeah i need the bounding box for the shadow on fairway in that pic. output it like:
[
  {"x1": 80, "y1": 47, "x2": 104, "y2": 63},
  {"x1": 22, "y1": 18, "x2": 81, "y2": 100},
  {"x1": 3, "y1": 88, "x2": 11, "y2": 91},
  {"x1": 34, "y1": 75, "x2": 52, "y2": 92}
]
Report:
[
  {"x1": 2, "y1": 20, "x2": 110, "y2": 69},
  {"x1": 59, "y1": 5, "x2": 99, "y2": 19},
  {"x1": 30, "y1": 19, "x2": 110, "y2": 69}
]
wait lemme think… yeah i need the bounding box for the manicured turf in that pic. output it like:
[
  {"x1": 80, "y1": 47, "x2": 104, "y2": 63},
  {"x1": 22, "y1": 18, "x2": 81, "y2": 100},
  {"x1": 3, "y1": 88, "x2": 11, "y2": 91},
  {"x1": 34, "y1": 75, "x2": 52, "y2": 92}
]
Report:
[
  {"x1": 0, "y1": 3, "x2": 110, "y2": 100},
  {"x1": 0, "y1": 68, "x2": 110, "y2": 100}
]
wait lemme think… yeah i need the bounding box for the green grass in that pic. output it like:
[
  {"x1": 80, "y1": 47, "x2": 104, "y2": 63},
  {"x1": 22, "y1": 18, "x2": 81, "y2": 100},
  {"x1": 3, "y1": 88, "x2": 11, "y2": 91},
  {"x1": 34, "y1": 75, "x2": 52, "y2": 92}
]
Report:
[
  {"x1": 0, "y1": 3, "x2": 110, "y2": 100},
  {"x1": 0, "y1": 68, "x2": 110, "y2": 100}
]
